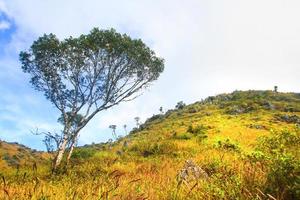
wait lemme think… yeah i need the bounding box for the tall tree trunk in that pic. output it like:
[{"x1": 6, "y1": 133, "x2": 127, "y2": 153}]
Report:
[
  {"x1": 52, "y1": 133, "x2": 69, "y2": 172},
  {"x1": 66, "y1": 136, "x2": 77, "y2": 165}
]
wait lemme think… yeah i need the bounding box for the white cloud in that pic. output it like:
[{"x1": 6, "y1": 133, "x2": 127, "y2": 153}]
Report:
[
  {"x1": 0, "y1": 0, "x2": 7, "y2": 13},
  {"x1": 0, "y1": 20, "x2": 9, "y2": 30},
  {"x1": 1, "y1": 0, "x2": 300, "y2": 148}
]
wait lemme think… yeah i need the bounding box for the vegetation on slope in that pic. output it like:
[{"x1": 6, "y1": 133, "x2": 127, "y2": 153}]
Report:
[
  {"x1": 0, "y1": 141, "x2": 50, "y2": 170},
  {"x1": 1, "y1": 90, "x2": 300, "y2": 199}
]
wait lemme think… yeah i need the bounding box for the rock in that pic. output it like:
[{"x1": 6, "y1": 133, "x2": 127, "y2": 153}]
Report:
[
  {"x1": 177, "y1": 160, "x2": 208, "y2": 186},
  {"x1": 249, "y1": 124, "x2": 266, "y2": 130},
  {"x1": 227, "y1": 106, "x2": 245, "y2": 115},
  {"x1": 262, "y1": 102, "x2": 275, "y2": 110},
  {"x1": 276, "y1": 114, "x2": 300, "y2": 124}
]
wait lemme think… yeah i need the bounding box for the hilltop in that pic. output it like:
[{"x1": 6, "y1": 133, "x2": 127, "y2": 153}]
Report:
[{"x1": 1, "y1": 90, "x2": 300, "y2": 200}]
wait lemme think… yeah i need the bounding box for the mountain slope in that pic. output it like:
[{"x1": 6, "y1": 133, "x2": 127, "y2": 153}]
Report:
[
  {"x1": 0, "y1": 140, "x2": 50, "y2": 169},
  {"x1": 1, "y1": 90, "x2": 300, "y2": 200}
]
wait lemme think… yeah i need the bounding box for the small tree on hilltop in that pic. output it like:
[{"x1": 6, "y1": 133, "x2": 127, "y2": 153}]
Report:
[
  {"x1": 274, "y1": 86, "x2": 278, "y2": 93},
  {"x1": 134, "y1": 116, "x2": 140, "y2": 128},
  {"x1": 175, "y1": 101, "x2": 186, "y2": 109},
  {"x1": 159, "y1": 106, "x2": 164, "y2": 114},
  {"x1": 109, "y1": 125, "x2": 117, "y2": 139},
  {"x1": 20, "y1": 28, "x2": 164, "y2": 171},
  {"x1": 123, "y1": 124, "x2": 127, "y2": 135}
]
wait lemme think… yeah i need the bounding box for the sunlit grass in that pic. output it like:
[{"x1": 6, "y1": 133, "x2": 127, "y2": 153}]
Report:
[{"x1": 1, "y1": 91, "x2": 300, "y2": 199}]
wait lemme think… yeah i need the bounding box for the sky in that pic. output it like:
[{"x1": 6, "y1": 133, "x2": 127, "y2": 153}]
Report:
[{"x1": 0, "y1": 0, "x2": 299, "y2": 150}]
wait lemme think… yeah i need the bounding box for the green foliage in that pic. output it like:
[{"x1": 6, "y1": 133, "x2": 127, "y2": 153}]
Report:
[
  {"x1": 19, "y1": 27, "x2": 165, "y2": 169},
  {"x1": 172, "y1": 132, "x2": 193, "y2": 140},
  {"x1": 185, "y1": 105, "x2": 199, "y2": 113},
  {"x1": 265, "y1": 153, "x2": 300, "y2": 199},
  {"x1": 201, "y1": 159, "x2": 223, "y2": 176},
  {"x1": 204, "y1": 174, "x2": 242, "y2": 199},
  {"x1": 259, "y1": 129, "x2": 300, "y2": 152},
  {"x1": 185, "y1": 124, "x2": 208, "y2": 143},
  {"x1": 187, "y1": 124, "x2": 207, "y2": 135},
  {"x1": 71, "y1": 148, "x2": 97, "y2": 159},
  {"x1": 57, "y1": 112, "x2": 84, "y2": 132},
  {"x1": 175, "y1": 101, "x2": 186, "y2": 109},
  {"x1": 243, "y1": 150, "x2": 267, "y2": 163},
  {"x1": 129, "y1": 141, "x2": 178, "y2": 157},
  {"x1": 201, "y1": 160, "x2": 243, "y2": 199},
  {"x1": 215, "y1": 138, "x2": 240, "y2": 152},
  {"x1": 257, "y1": 129, "x2": 300, "y2": 199}
]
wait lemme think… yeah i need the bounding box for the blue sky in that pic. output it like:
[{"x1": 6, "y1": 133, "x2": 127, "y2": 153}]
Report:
[{"x1": 0, "y1": 0, "x2": 300, "y2": 150}]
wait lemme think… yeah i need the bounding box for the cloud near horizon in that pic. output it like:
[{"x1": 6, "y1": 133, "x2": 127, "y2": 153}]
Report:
[{"x1": 0, "y1": 0, "x2": 299, "y2": 150}]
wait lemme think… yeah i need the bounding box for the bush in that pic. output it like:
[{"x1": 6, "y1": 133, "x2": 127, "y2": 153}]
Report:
[
  {"x1": 145, "y1": 114, "x2": 163, "y2": 124},
  {"x1": 215, "y1": 139, "x2": 240, "y2": 152},
  {"x1": 187, "y1": 124, "x2": 207, "y2": 135},
  {"x1": 196, "y1": 134, "x2": 208, "y2": 142},
  {"x1": 275, "y1": 114, "x2": 300, "y2": 124},
  {"x1": 265, "y1": 153, "x2": 300, "y2": 199},
  {"x1": 3, "y1": 154, "x2": 19, "y2": 167},
  {"x1": 129, "y1": 127, "x2": 139, "y2": 135},
  {"x1": 186, "y1": 106, "x2": 198, "y2": 113},
  {"x1": 130, "y1": 141, "x2": 178, "y2": 157},
  {"x1": 172, "y1": 132, "x2": 192, "y2": 140},
  {"x1": 175, "y1": 101, "x2": 186, "y2": 109},
  {"x1": 257, "y1": 129, "x2": 300, "y2": 199},
  {"x1": 243, "y1": 150, "x2": 267, "y2": 163},
  {"x1": 71, "y1": 148, "x2": 97, "y2": 159}
]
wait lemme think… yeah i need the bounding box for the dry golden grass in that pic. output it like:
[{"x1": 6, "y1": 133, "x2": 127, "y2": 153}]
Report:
[{"x1": 1, "y1": 91, "x2": 300, "y2": 199}]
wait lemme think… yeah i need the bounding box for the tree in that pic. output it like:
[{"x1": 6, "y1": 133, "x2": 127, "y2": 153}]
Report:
[
  {"x1": 42, "y1": 132, "x2": 62, "y2": 153},
  {"x1": 109, "y1": 125, "x2": 117, "y2": 139},
  {"x1": 159, "y1": 106, "x2": 164, "y2": 114},
  {"x1": 134, "y1": 117, "x2": 140, "y2": 128},
  {"x1": 123, "y1": 124, "x2": 127, "y2": 135},
  {"x1": 20, "y1": 28, "x2": 164, "y2": 171},
  {"x1": 32, "y1": 129, "x2": 62, "y2": 153},
  {"x1": 175, "y1": 101, "x2": 186, "y2": 109},
  {"x1": 274, "y1": 86, "x2": 278, "y2": 93}
]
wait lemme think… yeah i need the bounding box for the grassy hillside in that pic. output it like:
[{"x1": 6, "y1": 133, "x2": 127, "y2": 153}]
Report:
[
  {"x1": 0, "y1": 140, "x2": 50, "y2": 170},
  {"x1": 1, "y1": 90, "x2": 300, "y2": 200}
]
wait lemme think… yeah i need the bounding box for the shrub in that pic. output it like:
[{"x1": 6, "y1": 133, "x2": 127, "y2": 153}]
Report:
[
  {"x1": 172, "y1": 132, "x2": 192, "y2": 140},
  {"x1": 186, "y1": 106, "x2": 198, "y2": 113},
  {"x1": 175, "y1": 101, "x2": 186, "y2": 109},
  {"x1": 265, "y1": 152, "x2": 300, "y2": 199},
  {"x1": 145, "y1": 114, "x2": 163, "y2": 124},
  {"x1": 71, "y1": 148, "x2": 97, "y2": 159},
  {"x1": 130, "y1": 141, "x2": 178, "y2": 157},
  {"x1": 275, "y1": 114, "x2": 300, "y2": 124},
  {"x1": 187, "y1": 124, "x2": 207, "y2": 135},
  {"x1": 129, "y1": 127, "x2": 139, "y2": 135},
  {"x1": 215, "y1": 139, "x2": 240, "y2": 152},
  {"x1": 257, "y1": 129, "x2": 300, "y2": 199},
  {"x1": 243, "y1": 150, "x2": 267, "y2": 163},
  {"x1": 196, "y1": 134, "x2": 208, "y2": 142},
  {"x1": 3, "y1": 154, "x2": 19, "y2": 167},
  {"x1": 284, "y1": 106, "x2": 300, "y2": 112}
]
